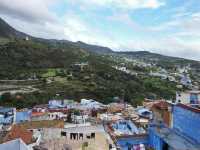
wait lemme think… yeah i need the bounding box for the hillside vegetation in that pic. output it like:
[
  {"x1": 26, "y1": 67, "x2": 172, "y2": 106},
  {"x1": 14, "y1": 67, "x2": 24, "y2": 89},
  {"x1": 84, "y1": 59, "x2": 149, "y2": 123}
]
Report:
[{"x1": 0, "y1": 40, "x2": 178, "y2": 108}]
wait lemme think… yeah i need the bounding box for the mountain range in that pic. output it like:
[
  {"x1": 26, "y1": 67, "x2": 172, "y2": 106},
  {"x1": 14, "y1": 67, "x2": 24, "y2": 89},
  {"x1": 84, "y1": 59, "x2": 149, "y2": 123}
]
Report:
[
  {"x1": 0, "y1": 17, "x2": 198, "y2": 108},
  {"x1": 1, "y1": 17, "x2": 199, "y2": 64}
]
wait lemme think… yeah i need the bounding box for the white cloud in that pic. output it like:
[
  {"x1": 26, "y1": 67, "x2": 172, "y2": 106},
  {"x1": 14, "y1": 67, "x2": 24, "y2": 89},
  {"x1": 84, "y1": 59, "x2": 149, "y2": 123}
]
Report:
[
  {"x1": 71, "y1": 0, "x2": 165, "y2": 10},
  {"x1": 0, "y1": 0, "x2": 65, "y2": 39},
  {"x1": 149, "y1": 11, "x2": 200, "y2": 32},
  {"x1": 1, "y1": 15, "x2": 64, "y2": 39},
  {"x1": 121, "y1": 36, "x2": 200, "y2": 60},
  {"x1": 63, "y1": 15, "x2": 120, "y2": 48},
  {"x1": 107, "y1": 13, "x2": 136, "y2": 27},
  {"x1": 0, "y1": 0, "x2": 59, "y2": 23}
]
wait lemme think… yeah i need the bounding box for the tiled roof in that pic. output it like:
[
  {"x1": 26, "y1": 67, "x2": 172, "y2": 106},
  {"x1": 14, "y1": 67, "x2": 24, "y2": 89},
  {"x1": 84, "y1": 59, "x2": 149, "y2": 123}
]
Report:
[
  {"x1": 48, "y1": 108, "x2": 68, "y2": 113},
  {"x1": 3, "y1": 125, "x2": 33, "y2": 144},
  {"x1": 31, "y1": 112, "x2": 46, "y2": 117},
  {"x1": 153, "y1": 101, "x2": 169, "y2": 110}
]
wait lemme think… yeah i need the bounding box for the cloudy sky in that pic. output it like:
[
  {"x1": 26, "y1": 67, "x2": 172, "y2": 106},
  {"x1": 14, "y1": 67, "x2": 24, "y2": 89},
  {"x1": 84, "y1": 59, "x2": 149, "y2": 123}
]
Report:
[{"x1": 0, "y1": 0, "x2": 200, "y2": 60}]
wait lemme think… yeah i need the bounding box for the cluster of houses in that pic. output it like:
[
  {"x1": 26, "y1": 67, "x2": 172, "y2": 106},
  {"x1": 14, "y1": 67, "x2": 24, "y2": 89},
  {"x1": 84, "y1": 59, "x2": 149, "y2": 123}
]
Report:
[
  {"x1": 113, "y1": 61, "x2": 197, "y2": 90},
  {"x1": 0, "y1": 90, "x2": 200, "y2": 150},
  {"x1": 113, "y1": 66, "x2": 138, "y2": 76}
]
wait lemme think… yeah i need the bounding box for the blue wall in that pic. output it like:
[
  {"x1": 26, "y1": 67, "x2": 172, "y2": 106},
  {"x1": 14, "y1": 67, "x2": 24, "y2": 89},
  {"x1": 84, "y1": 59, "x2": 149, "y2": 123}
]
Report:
[
  {"x1": 173, "y1": 106, "x2": 200, "y2": 144},
  {"x1": 148, "y1": 128, "x2": 164, "y2": 150},
  {"x1": 16, "y1": 110, "x2": 31, "y2": 123}
]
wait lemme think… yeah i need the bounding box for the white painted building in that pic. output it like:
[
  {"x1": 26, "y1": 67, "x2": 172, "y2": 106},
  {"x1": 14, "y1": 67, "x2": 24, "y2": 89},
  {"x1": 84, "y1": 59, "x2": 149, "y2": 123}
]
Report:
[
  {"x1": 48, "y1": 112, "x2": 67, "y2": 120},
  {"x1": 80, "y1": 99, "x2": 104, "y2": 109},
  {"x1": 176, "y1": 91, "x2": 200, "y2": 104}
]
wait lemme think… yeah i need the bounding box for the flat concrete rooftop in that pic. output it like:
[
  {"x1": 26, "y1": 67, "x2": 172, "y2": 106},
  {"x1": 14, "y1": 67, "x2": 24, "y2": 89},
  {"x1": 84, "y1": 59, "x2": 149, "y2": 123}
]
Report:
[{"x1": 39, "y1": 125, "x2": 110, "y2": 150}]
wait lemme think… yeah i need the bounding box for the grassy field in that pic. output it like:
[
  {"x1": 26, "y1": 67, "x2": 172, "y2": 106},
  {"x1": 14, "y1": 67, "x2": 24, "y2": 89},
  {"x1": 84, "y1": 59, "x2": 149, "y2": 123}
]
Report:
[{"x1": 41, "y1": 69, "x2": 57, "y2": 78}]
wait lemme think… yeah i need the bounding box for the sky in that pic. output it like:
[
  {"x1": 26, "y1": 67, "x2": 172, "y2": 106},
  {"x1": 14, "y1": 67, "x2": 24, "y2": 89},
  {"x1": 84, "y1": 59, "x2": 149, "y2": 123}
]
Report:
[{"x1": 0, "y1": 0, "x2": 200, "y2": 60}]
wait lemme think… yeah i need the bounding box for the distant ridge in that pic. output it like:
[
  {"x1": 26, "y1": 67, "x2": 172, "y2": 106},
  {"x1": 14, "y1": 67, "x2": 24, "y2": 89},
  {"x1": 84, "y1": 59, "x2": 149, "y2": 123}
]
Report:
[
  {"x1": 0, "y1": 17, "x2": 29, "y2": 39},
  {"x1": 0, "y1": 17, "x2": 199, "y2": 63}
]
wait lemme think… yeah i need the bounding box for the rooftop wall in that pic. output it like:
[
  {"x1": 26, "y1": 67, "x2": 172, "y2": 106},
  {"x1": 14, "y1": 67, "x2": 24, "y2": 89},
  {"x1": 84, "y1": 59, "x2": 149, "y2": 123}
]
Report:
[
  {"x1": 117, "y1": 136, "x2": 148, "y2": 150},
  {"x1": 173, "y1": 105, "x2": 200, "y2": 144}
]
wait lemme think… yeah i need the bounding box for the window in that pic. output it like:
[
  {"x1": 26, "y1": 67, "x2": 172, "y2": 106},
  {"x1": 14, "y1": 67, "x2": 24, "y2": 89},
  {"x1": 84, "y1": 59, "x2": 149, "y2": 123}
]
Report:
[
  {"x1": 190, "y1": 93, "x2": 198, "y2": 104},
  {"x1": 61, "y1": 131, "x2": 66, "y2": 136}
]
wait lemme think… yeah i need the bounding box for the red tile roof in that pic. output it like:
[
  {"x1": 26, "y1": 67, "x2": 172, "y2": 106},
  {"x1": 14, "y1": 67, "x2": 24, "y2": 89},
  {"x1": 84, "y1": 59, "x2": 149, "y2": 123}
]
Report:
[
  {"x1": 4, "y1": 125, "x2": 33, "y2": 144},
  {"x1": 31, "y1": 112, "x2": 46, "y2": 117},
  {"x1": 48, "y1": 108, "x2": 68, "y2": 113}
]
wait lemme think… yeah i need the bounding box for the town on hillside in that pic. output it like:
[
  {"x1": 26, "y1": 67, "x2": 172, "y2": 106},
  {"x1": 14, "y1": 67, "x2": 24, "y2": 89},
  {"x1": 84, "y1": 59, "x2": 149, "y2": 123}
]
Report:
[{"x1": 0, "y1": 90, "x2": 200, "y2": 150}]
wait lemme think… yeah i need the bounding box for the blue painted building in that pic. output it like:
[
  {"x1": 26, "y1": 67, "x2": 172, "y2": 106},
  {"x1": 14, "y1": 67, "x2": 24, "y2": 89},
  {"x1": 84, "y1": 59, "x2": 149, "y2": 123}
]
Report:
[
  {"x1": 148, "y1": 103, "x2": 200, "y2": 150},
  {"x1": 16, "y1": 110, "x2": 31, "y2": 123},
  {"x1": 48, "y1": 100, "x2": 64, "y2": 108},
  {"x1": 173, "y1": 104, "x2": 200, "y2": 144},
  {"x1": 148, "y1": 127, "x2": 164, "y2": 150},
  {"x1": 112, "y1": 120, "x2": 141, "y2": 135},
  {"x1": 111, "y1": 120, "x2": 148, "y2": 150}
]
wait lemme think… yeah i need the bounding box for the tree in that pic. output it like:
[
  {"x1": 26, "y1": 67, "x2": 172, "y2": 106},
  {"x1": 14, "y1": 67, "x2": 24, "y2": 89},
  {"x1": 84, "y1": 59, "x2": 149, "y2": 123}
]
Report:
[{"x1": 1, "y1": 92, "x2": 12, "y2": 102}]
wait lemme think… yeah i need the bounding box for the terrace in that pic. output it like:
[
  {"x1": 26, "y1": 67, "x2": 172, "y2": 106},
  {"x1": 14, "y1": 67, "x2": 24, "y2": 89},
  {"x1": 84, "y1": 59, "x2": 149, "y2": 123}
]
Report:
[
  {"x1": 106, "y1": 120, "x2": 147, "y2": 150},
  {"x1": 39, "y1": 125, "x2": 110, "y2": 150},
  {"x1": 112, "y1": 120, "x2": 146, "y2": 136}
]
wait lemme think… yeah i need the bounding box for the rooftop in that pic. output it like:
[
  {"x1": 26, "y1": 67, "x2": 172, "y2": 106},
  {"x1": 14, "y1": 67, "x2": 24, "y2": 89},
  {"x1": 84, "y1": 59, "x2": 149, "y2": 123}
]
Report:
[
  {"x1": 3, "y1": 125, "x2": 33, "y2": 144},
  {"x1": 31, "y1": 112, "x2": 46, "y2": 117},
  {"x1": 111, "y1": 120, "x2": 146, "y2": 136},
  {"x1": 156, "y1": 127, "x2": 200, "y2": 150},
  {"x1": 152, "y1": 101, "x2": 169, "y2": 110},
  {"x1": 40, "y1": 125, "x2": 109, "y2": 150},
  {"x1": 0, "y1": 139, "x2": 28, "y2": 150},
  {"x1": 0, "y1": 107, "x2": 14, "y2": 113}
]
